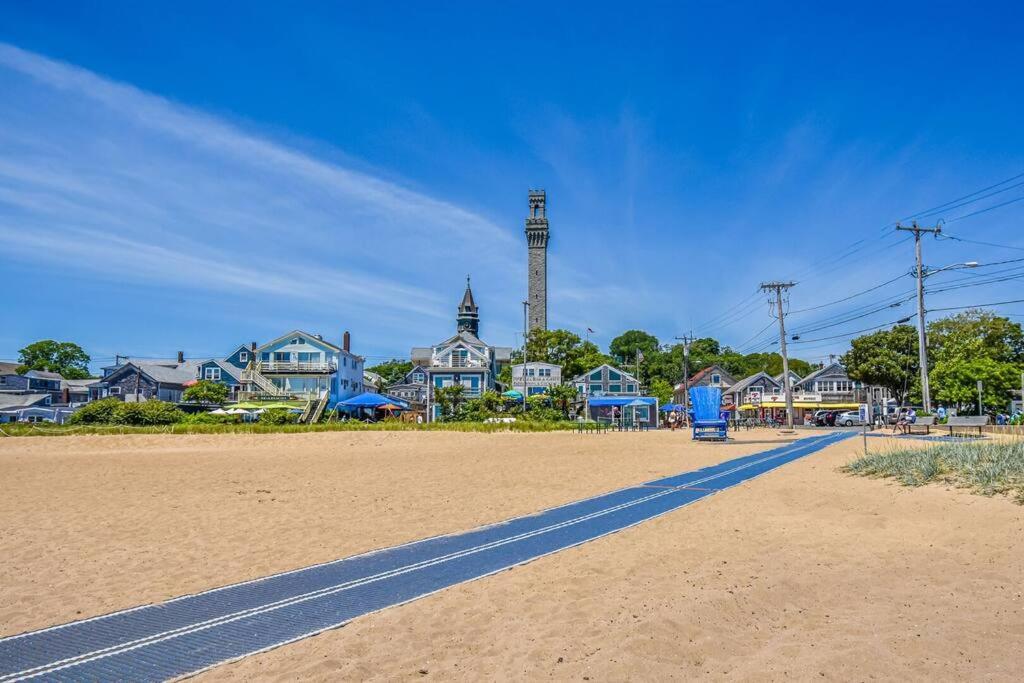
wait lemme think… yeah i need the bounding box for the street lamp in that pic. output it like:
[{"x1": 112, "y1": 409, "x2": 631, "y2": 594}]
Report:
[{"x1": 914, "y1": 260, "x2": 978, "y2": 412}]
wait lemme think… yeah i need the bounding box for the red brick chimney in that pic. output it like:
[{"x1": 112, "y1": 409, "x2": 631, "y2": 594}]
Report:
[
  {"x1": 343, "y1": 331, "x2": 351, "y2": 353},
  {"x1": 177, "y1": 350, "x2": 184, "y2": 363}
]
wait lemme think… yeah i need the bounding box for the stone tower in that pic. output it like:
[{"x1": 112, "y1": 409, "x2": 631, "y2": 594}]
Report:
[
  {"x1": 456, "y1": 275, "x2": 480, "y2": 336},
  {"x1": 525, "y1": 189, "x2": 549, "y2": 331}
]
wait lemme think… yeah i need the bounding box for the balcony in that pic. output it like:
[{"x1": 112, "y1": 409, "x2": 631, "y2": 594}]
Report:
[
  {"x1": 260, "y1": 360, "x2": 336, "y2": 374},
  {"x1": 431, "y1": 358, "x2": 486, "y2": 369}
]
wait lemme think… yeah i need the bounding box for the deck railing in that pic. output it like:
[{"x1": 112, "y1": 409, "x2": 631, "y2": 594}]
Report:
[{"x1": 260, "y1": 360, "x2": 336, "y2": 373}]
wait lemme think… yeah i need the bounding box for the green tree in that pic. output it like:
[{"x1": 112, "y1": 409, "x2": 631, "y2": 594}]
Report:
[
  {"x1": 648, "y1": 377, "x2": 674, "y2": 406},
  {"x1": 927, "y1": 310, "x2": 1024, "y2": 411},
  {"x1": 523, "y1": 329, "x2": 613, "y2": 380},
  {"x1": 366, "y1": 359, "x2": 414, "y2": 387},
  {"x1": 931, "y1": 356, "x2": 1020, "y2": 410},
  {"x1": 841, "y1": 325, "x2": 919, "y2": 406},
  {"x1": 609, "y1": 330, "x2": 660, "y2": 366},
  {"x1": 18, "y1": 340, "x2": 91, "y2": 379},
  {"x1": 548, "y1": 383, "x2": 580, "y2": 418},
  {"x1": 433, "y1": 384, "x2": 466, "y2": 422},
  {"x1": 183, "y1": 380, "x2": 229, "y2": 404}
]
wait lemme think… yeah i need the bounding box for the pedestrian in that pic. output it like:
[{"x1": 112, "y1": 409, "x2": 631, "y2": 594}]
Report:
[
  {"x1": 936, "y1": 405, "x2": 947, "y2": 421},
  {"x1": 667, "y1": 409, "x2": 678, "y2": 432}
]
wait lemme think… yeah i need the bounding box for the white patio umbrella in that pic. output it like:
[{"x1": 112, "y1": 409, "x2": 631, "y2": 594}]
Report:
[
  {"x1": 226, "y1": 408, "x2": 251, "y2": 415},
  {"x1": 209, "y1": 408, "x2": 229, "y2": 415}
]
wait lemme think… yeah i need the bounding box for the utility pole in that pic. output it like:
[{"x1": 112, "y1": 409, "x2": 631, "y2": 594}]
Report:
[
  {"x1": 896, "y1": 221, "x2": 942, "y2": 413},
  {"x1": 674, "y1": 334, "x2": 693, "y2": 423},
  {"x1": 977, "y1": 379, "x2": 984, "y2": 417},
  {"x1": 760, "y1": 282, "x2": 796, "y2": 430}
]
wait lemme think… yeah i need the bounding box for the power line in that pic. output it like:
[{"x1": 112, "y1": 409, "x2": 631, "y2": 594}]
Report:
[
  {"x1": 928, "y1": 297, "x2": 1024, "y2": 313},
  {"x1": 788, "y1": 272, "x2": 908, "y2": 315},
  {"x1": 897, "y1": 170, "x2": 1024, "y2": 222},
  {"x1": 905, "y1": 178, "x2": 1024, "y2": 222},
  {"x1": 937, "y1": 232, "x2": 1024, "y2": 252},
  {"x1": 946, "y1": 194, "x2": 1024, "y2": 223},
  {"x1": 789, "y1": 315, "x2": 916, "y2": 345}
]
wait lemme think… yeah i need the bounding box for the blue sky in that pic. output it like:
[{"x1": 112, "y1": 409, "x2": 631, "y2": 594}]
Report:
[{"x1": 2, "y1": 2, "x2": 1023, "y2": 371}]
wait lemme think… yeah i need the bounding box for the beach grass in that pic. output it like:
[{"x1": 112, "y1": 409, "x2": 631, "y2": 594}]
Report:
[
  {"x1": 0, "y1": 420, "x2": 582, "y2": 438},
  {"x1": 843, "y1": 438, "x2": 1024, "y2": 503}
]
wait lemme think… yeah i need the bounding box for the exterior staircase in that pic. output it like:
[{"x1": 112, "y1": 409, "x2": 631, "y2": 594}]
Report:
[
  {"x1": 298, "y1": 399, "x2": 314, "y2": 423},
  {"x1": 241, "y1": 361, "x2": 288, "y2": 397},
  {"x1": 309, "y1": 390, "x2": 331, "y2": 424}
]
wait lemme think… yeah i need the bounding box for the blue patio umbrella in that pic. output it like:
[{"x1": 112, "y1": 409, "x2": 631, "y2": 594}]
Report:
[{"x1": 502, "y1": 390, "x2": 524, "y2": 399}]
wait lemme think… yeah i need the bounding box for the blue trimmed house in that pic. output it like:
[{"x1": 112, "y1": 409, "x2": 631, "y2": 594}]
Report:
[{"x1": 241, "y1": 330, "x2": 364, "y2": 406}]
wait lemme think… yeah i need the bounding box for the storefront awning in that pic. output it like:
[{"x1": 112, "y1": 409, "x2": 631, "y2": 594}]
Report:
[{"x1": 738, "y1": 401, "x2": 860, "y2": 410}]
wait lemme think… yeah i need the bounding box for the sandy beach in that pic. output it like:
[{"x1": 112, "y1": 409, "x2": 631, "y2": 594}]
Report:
[{"x1": 2, "y1": 429, "x2": 1022, "y2": 680}]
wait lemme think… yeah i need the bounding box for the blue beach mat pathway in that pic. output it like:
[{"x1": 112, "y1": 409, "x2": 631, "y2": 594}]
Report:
[{"x1": 0, "y1": 430, "x2": 854, "y2": 682}]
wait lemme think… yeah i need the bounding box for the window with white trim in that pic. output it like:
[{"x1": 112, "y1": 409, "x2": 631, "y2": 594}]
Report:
[
  {"x1": 711, "y1": 373, "x2": 721, "y2": 385},
  {"x1": 239, "y1": 351, "x2": 248, "y2": 363},
  {"x1": 110, "y1": 386, "x2": 122, "y2": 395},
  {"x1": 204, "y1": 367, "x2": 221, "y2": 381}
]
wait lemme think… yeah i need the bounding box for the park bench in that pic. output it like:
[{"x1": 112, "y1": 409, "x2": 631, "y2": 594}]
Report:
[
  {"x1": 946, "y1": 415, "x2": 989, "y2": 437},
  {"x1": 900, "y1": 415, "x2": 935, "y2": 435}
]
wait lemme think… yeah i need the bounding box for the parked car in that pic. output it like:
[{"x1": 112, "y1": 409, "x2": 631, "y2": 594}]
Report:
[
  {"x1": 813, "y1": 410, "x2": 830, "y2": 426},
  {"x1": 835, "y1": 410, "x2": 864, "y2": 427}
]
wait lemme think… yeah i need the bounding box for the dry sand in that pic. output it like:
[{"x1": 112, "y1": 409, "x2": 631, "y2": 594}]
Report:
[{"x1": 2, "y1": 430, "x2": 1022, "y2": 680}]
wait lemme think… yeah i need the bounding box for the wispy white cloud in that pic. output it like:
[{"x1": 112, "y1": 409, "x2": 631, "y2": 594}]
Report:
[{"x1": 0, "y1": 43, "x2": 521, "y2": 353}]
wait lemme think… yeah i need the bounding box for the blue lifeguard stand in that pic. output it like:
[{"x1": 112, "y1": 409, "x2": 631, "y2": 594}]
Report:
[{"x1": 688, "y1": 386, "x2": 729, "y2": 441}]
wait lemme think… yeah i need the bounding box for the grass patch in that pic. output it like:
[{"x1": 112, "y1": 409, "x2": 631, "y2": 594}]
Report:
[
  {"x1": 843, "y1": 439, "x2": 1024, "y2": 503},
  {"x1": 0, "y1": 420, "x2": 581, "y2": 438}
]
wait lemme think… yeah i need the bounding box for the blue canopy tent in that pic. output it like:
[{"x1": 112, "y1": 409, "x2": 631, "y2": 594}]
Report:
[
  {"x1": 586, "y1": 396, "x2": 659, "y2": 428},
  {"x1": 659, "y1": 403, "x2": 685, "y2": 412},
  {"x1": 688, "y1": 386, "x2": 728, "y2": 441},
  {"x1": 338, "y1": 393, "x2": 411, "y2": 420}
]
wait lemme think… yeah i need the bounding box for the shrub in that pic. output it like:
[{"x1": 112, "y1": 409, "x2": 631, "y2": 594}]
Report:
[
  {"x1": 183, "y1": 380, "x2": 229, "y2": 404},
  {"x1": 67, "y1": 398, "x2": 122, "y2": 425},
  {"x1": 259, "y1": 408, "x2": 296, "y2": 425},
  {"x1": 68, "y1": 398, "x2": 183, "y2": 425},
  {"x1": 179, "y1": 412, "x2": 239, "y2": 424}
]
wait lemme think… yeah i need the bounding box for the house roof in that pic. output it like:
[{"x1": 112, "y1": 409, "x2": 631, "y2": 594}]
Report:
[
  {"x1": 62, "y1": 378, "x2": 100, "y2": 390},
  {"x1": 570, "y1": 364, "x2": 639, "y2": 384},
  {"x1": 0, "y1": 363, "x2": 64, "y2": 380},
  {"x1": 0, "y1": 393, "x2": 50, "y2": 409},
  {"x1": 727, "y1": 371, "x2": 782, "y2": 394},
  {"x1": 797, "y1": 362, "x2": 848, "y2": 386},
  {"x1": 512, "y1": 361, "x2": 561, "y2": 370},
  {"x1": 104, "y1": 360, "x2": 206, "y2": 387},
  {"x1": 26, "y1": 369, "x2": 63, "y2": 380},
  {"x1": 205, "y1": 359, "x2": 242, "y2": 383},
  {"x1": 675, "y1": 364, "x2": 735, "y2": 391},
  {"x1": 773, "y1": 371, "x2": 803, "y2": 383},
  {"x1": 256, "y1": 330, "x2": 343, "y2": 354}
]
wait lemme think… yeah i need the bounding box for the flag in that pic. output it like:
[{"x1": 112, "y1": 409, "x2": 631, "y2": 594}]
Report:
[
  {"x1": 637, "y1": 350, "x2": 645, "y2": 363},
  {"x1": 587, "y1": 327, "x2": 595, "y2": 334}
]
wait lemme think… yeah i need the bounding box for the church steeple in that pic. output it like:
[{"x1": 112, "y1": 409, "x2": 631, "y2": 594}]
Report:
[{"x1": 456, "y1": 275, "x2": 480, "y2": 336}]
